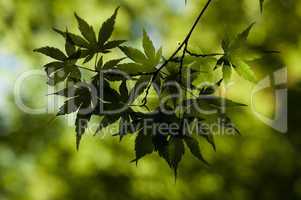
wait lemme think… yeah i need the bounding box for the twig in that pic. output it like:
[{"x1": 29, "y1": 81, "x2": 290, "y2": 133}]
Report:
[
  {"x1": 186, "y1": 49, "x2": 224, "y2": 57},
  {"x1": 140, "y1": 0, "x2": 214, "y2": 106}
]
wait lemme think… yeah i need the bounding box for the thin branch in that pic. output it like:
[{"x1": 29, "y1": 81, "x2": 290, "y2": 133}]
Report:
[
  {"x1": 186, "y1": 49, "x2": 224, "y2": 57},
  {"x1": 179, "y1": 42, "x2": 188, "y2": 83},
  {"x1": 128, "y1": 72, "x2": 155, "y2": 76},
  {"x1": 157, "y1": 0, "x2": 213, "y2": 73},
  {"x1": 140, "y1": 0, "x2": 214, "y2": 107}
]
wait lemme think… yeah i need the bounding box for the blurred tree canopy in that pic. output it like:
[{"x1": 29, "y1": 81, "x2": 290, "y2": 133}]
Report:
[{"x1": 0, "y1": 0, "x2": 301, "y2": 200}]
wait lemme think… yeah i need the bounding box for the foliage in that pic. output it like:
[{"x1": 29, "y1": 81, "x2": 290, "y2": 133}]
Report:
[{"x1": 34, "y1": 0, "x2": 273, "y2": 177}]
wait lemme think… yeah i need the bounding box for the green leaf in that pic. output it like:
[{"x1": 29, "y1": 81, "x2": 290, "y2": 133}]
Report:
[
  {"x1": 119, "y1": 80, "x2": 129, "y2": 101},
  {"x1": 232, "y1": 58, "x2": 257, "y2": 83},
  {"x1": 222, "y1": 63, "x2": 232, "y2": 83},
  {"x1": 98, "y1": 7, "x2": 119, "y2": 45},
  {"x1": 238, "y1": 23, "x2": 255, "y2": 42},
  {"x1": 51, "y1": 85, "x2": 77, "y2": 97},
  {"x1": 221, "y1": 35, "x2": 230, "y2": 52},
  {"x1": 143, "y1": 29, "x2": 156, "y2": 60},
  {"x1": 74, "y1": 13, "x2": 97, "y2": 44},
  {"x1": 95, "y1": 56, "x2": 103, "y2": 71},
  {"x1": 132, "y1": 131, "x2": 154, "y2": 164},
  {"x1": 184, "y1": 137, "x2": 208, "y2": 164},
  {"x1": 34, "y1": 47, "x2": 66, "y2": 61},
  {"x1": 95, "y1": 115, "x2": 120, "y2": 134},
  {"x1": 119, "y1": 46, "x2": 147, "y2": 64},
  {"x1": 103, "y1": 40, "x2": 126, "y2": 50},
  {"x1": 231, "y1": 23, "x2": 255, "y2": 50},
  {"x1": 53, "y1": 28, "x2": 89, "y2": 48},
  {"x1": 155, "y1": 47, "x2": 163, "y2": 64},
  {"x1": 128, "y1": 75, "x2": 152, "y2": 101},
  {"x1": 117, "y1": 63, "x2": 154, "y2": 74},
  {"x1": 65, "y1": 33, "x2": 77, "y2": 57},
  {"x1": 83, "y1": 54, "x2": 94, "y2": 64},
  {"x1": 75, "y1": 113, "x2": 92, "y2": 150},
  {"x1": 45, "y1": 63, "x2": 81, "y2": 85},
  {"x1": 44, "y1": 62, "x2": 64, "y2": 76},
  {"x1": 102, "y1": 58, "x2": 125, "y2": 70},
  {"x1": 56, "y1": 99, "x2": 80, "y2": 116},
  {"x1": 152, "y1": 134, "x2": 169, "y2": 164},
  {"x1": 201, "y1": 133, "x2": 216, "y2": 151},
  {"x1": 168, "y1": 137, "x2": 185, "y2": 178}
]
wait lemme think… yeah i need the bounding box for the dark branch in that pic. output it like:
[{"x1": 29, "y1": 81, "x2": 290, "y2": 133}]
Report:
[
  {"x1": 140, "y1": 0, "x2": 214, "y2": 107},
  {"x1": 186, "y1": 49, "x2": 224, "y2": 57}
]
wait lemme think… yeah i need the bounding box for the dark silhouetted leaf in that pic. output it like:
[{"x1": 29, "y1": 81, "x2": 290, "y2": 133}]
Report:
[
  {"x1": 44, "y1": 62, "x2": 81, "y2": 85},
  {"x1": 102, "y1": 58, "x2": 125, "y2": 70},
  {"x1": 119, "y1": 80, "x2": 129, "y2": 102},
  {"x1": 44, "y1": 62, "x2": 64, "y2": 76},
  {"x1": 98, "y1": 7, "x2": 120, "y2": 46},
  {"x1": 168, "y1": 136, "x2": 185, "y2": 178},
  {"x1": 75, "y1": 113, "x2": 92, "y2": 150},
  {"x1": 202, "y1": 133, "x2": 216, "y2": 151},
  {"x1": 56, "y1": 99, "x2": 80, "y2": 116},
  {"x1": 74, "y1": 13, "x2": 97, "y2": 44},
  {"x1": 152, "y1": 134, "x2": 169, "y2": 164},
  {"x1": 83, "y1": 54, "x2": 94, "y2": 64},
  {"x1": 132, "y1": 130, "x2": 154, "y2": 164},
  {"x1": 34, "y1": 47, "x2": 66, "y2": 61},
  {"x1": 184, "y1": 137, "x2": 208, "y2": 164},
  {"x1": 65, "y1": 33, "x2": 77, "y2": 57},
  {"x1": 95, "y1": 115, "x2": 120, "y2": 134},
  {"x1": 103, "y1": 40, "x2": 126, "y2": 50},
  {"x1": 128, "y1": 75, "x2": 152, "y2": 101},
  {"x1": 53, "y1": 28, "x2": 89, "y2": 48},
  {"x1": 143, "y1": 29, "x2": 156, "y2": 61}
]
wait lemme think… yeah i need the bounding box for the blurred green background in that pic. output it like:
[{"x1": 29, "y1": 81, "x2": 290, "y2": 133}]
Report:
[{"x1": 0, "y1": 0, "x2": 301, "y2": 199}]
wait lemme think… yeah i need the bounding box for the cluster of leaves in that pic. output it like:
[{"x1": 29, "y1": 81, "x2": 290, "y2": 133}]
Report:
[{"x1": 35, "y1": 2, "x2": 270, "y2": 177}]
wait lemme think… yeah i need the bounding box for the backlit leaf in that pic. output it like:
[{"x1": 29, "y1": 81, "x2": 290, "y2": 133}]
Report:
[
  {"x1": 119, "y1": 46, "x2": 147, "y2": 64},
  {"x1": 232, "y1": 58, "x2": 257, "y2": 83},
  {"x1": 98, "y1": 7, "x2": 120, "y2": 46},
  {"x1": 74, "y1": 13, "x2": 97, "y2": 44},
  {"x1": 143, "y1": 30, "x2": 156, "y2": 60},
  {"x1": 222, "y1": 63, "x2": 232, "y2": 83}
]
